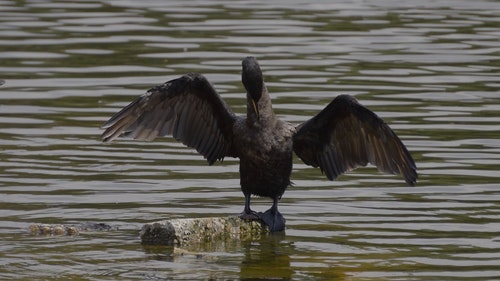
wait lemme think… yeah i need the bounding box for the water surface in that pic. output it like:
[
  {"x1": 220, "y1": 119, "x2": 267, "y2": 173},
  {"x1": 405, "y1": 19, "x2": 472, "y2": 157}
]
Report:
[{"x1": 1, "y1": 0, "x2": 499, "y2": 280}]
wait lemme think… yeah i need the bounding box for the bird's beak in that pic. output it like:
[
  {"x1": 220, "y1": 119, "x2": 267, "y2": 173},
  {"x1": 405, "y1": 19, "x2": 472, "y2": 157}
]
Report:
[{"x1": 251, "y1": 98, "x2": 260, "y2": 119}]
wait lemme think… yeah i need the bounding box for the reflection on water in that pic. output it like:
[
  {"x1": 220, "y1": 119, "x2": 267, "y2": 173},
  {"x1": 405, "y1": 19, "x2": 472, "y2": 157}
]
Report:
[{"x1": 1, "y1": 0, "x2": 499, "y2": 280}]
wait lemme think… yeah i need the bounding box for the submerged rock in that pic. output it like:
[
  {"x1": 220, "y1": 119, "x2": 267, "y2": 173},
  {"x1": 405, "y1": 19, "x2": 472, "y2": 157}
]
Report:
[{"x1": 28, "y1": 222, "x2": 115, "y2": 236}]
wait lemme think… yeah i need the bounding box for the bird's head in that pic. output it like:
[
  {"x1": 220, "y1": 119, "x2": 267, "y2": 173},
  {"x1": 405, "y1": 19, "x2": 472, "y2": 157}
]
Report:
[{"x1": 242, "y1": 56, "x2": 263, "y2": 119}]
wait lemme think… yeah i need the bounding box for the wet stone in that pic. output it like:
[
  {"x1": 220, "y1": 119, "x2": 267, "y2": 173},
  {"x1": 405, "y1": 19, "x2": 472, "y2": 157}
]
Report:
[
  {"x1": 28, "y1": 223, "x2": 116, "y2": 236},
  {"x1": 140, "y1": 216, "x2": 269, "y2": 245}
]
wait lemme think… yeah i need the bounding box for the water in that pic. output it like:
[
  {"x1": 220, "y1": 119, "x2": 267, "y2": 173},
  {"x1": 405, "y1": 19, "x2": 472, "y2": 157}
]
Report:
[{"x1": 1, "y1": 0, "x2": 499, "y2": 280}]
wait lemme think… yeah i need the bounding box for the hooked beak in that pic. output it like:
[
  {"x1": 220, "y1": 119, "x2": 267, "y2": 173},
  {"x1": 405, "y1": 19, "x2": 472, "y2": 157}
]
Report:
[{"x1": 251, "y1": 98, "x2": 260, "y2": 119}]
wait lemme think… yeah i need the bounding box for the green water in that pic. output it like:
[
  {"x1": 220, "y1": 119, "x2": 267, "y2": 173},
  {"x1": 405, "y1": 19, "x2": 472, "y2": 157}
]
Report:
[{"x1": 1, "y1": 0, "x2": 499, "y2": 280}]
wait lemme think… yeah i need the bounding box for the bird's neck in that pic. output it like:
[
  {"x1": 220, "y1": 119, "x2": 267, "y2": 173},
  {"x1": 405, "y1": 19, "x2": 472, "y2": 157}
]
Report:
[
  {"x1": 247, "y1": 86, "x2": 274, "y2": 123},
  {"x1": 246, "y1": 88, "x2": 275, "y2": 126}
]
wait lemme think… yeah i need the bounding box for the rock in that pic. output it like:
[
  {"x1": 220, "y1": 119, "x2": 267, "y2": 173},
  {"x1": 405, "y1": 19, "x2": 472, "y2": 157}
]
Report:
[
  {"x1": 140, "y1": 216, "x2": 269, "y2": 245},
  {"x1": 28, "y1": 222, "x2": 115, "y2": 236}
]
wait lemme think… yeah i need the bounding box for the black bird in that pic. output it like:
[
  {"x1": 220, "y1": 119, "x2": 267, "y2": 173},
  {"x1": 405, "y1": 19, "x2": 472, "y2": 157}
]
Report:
[{"x1": 101, "y1": 57, "x2": 417, "y2": 232}]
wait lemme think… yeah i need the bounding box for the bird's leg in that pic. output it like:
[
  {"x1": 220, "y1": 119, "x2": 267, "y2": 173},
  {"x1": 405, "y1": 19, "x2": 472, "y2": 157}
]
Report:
[
  {"x1": 239, "y1": 193, "x2": 261, "y2": 220},
  {"x1": 261, "y1": 196, "x2": 286, "y2": 232}
]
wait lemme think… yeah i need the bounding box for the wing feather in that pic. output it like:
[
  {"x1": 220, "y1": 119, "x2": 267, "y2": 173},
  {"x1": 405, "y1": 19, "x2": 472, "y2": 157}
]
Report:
[
  {"x1": 101, "y1": 73, "x2": 238, "y2": 164},
  {"x1": 293, "y1": 94, "x2": 417, "y2": 185}
]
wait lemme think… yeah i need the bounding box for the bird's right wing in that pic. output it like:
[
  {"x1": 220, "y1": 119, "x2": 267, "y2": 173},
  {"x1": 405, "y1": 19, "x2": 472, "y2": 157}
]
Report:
[{"x1": 101, "y1": 73, "x2": 238, "y2": 164}]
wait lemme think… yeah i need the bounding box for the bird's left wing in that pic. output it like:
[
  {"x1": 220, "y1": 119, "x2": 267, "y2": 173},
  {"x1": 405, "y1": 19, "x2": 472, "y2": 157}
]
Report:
[
  {"x1": 293, "y1": 95, "x2": 417, "y2": 185},
  {"x1": 101, "y1": 73, "x2": 237, "y2": 164}
]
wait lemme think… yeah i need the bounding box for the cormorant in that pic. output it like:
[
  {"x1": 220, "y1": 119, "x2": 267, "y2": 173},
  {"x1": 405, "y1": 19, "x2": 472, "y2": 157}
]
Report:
[{"x1": 101, "y1": 57, "x2": 417, "y2": 232}]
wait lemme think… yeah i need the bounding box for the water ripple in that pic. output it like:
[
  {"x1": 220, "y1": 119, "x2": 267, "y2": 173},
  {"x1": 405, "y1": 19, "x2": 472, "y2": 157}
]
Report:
[{"x1": 1, "y1": 0, "x2": 499, "y2": 280}]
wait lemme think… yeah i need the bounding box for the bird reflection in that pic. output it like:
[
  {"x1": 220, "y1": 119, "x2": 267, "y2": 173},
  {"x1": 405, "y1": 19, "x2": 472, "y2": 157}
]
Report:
[{"x1": 240, "y1": 232, "x2": 292, "y2": 280}]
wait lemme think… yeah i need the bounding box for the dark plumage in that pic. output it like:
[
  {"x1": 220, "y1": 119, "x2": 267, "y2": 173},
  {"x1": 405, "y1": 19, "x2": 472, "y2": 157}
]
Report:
[{"x1": 101, "y1": 57, "x2": 417, "y2": 232}]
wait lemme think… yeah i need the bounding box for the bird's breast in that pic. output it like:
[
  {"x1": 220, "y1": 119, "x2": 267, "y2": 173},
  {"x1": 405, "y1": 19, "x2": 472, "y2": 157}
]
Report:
[{"x1": 233, "y1": 119, "x2": 294, "y2": 159}]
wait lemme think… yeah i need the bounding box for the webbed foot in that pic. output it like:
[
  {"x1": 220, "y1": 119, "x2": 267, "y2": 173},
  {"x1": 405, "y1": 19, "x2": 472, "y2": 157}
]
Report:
[
  {"x1": 261, "y1": 208, "x2": 286, "y2": 232},
  {"x1": 239, "y1": 210, "x2": 262, "y2": 221}
]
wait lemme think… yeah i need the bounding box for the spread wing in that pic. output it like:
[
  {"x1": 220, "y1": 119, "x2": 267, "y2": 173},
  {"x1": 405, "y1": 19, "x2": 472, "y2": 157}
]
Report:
[
  {"x1": 101, "y1": 73, "x2": 237, "y2": 165},
  {"x1": 293, "y1": 95, "x2": 417, "y2": 185}
]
